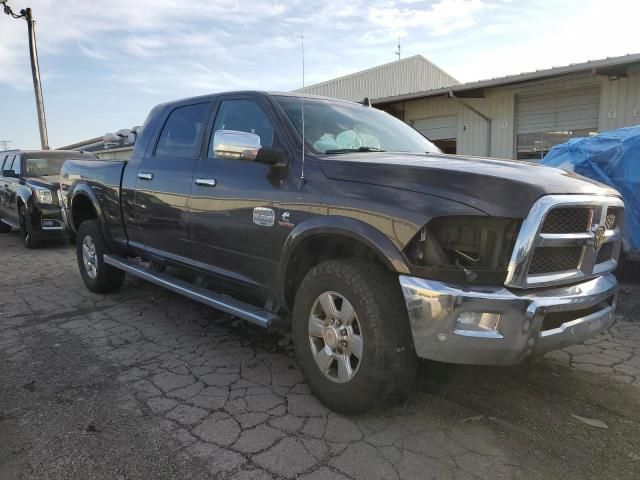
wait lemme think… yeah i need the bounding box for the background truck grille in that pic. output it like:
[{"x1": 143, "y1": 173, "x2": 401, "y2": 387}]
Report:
[
  {"x1": 529, "y1": 246, "x2": 583, "y2": 274},
  {"x1": 541, "y1": 207, "x2": 591, "y2": 233}
]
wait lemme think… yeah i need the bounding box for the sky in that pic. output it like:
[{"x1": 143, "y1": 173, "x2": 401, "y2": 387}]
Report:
[{"x1": 1, "y1": 0, "x2": 639, "y2": 149}]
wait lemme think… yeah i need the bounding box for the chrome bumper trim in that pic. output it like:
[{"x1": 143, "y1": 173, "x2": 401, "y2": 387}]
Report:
[{"x1": 399, "y1": 273, "x2": 618, "y2": 365}]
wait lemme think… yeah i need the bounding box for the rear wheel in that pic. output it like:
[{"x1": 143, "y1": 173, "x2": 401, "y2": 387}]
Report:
[
  {"x1": 19, "y1": 205, "x2": 39, "y2": 249},
  {"x1": 292, "y1": 259, "x2": 417, "y2": 414},
  {"x1": 76, "y1": 220, "x2": 125, "y2": 293}
]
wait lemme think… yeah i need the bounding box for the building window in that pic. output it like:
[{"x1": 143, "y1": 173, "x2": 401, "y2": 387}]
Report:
[{"x1": 516, "y1": 129, "x2": 597, "y2": 161}]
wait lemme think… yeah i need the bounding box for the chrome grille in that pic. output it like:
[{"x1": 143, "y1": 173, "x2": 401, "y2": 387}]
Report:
[
  {"x1": 541, "y1": 207, "x2": 591, "y2": 233},
  {"x1": 505, "y1": 195, "x2": 624, "y2": 288},
  {"x1": 529, "y1": 247, "x2": 583, "y2": 274},
  {"x1": 605, "y1": 209, "x2": 619, "y2": 230},
  {"x1": 596, "y1": 242, "x2": 614, "y2": 264}
]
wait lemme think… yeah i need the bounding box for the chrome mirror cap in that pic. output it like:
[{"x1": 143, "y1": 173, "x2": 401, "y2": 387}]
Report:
[{"x1": 213, "y1": 129, "x2": 261, "y2": 160}]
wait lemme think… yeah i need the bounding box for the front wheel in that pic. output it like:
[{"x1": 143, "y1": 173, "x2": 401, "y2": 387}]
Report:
[
  {"x1": 292, "y1": 259, "x2": 417, "y2": 414},
  {"x1": 76, "y1": 220, "x2": 125, "y2": 293},
  {"x1": 19, "y1": 205, "x2": 39, "y2": 249}
]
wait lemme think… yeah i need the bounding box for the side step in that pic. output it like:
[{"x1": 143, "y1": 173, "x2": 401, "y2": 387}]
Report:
[{"x1": 104, "y1": 254, "x2": 280, "y2": 328}]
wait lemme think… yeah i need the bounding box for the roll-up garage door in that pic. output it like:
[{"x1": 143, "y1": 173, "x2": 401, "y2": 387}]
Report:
[
  {"x1": 516, "y1": 86, "x2": 600, "y2": 134},
  {"x1": 413, "y1": 115, "x2": 458, "y2": 140}
]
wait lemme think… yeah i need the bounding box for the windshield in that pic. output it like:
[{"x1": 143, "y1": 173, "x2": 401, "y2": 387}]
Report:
[
  {"x1": 275, "y1": 95, "x2": 440, "y2": 155},
  {"x1": 25, "y1": 155, "x2": 90, "y2": 177}
]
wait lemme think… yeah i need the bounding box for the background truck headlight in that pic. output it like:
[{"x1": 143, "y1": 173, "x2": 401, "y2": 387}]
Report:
[{"x1": 35, "y1": 188, "x2": 54, "y2": 204}]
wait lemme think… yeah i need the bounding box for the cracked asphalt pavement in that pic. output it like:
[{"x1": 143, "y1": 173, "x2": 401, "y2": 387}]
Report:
[{"x1": 1, "y1": 231, "x2": 640, "y2": 479}]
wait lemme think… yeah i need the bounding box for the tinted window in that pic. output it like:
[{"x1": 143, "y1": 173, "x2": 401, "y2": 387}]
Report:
[
  {"x1": 155, "y1": 103, "x2": 211, "y2": 158},
  {"x1": 208, "y1": 100, "x2": 275, "y2": 158},
  {"x1": 3, "y1": 155, "x2": 16, "y2": 172}
]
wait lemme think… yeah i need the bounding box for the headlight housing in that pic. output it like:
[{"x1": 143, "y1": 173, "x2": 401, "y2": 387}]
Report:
[
  {"x1": 404, "y1": 216, "x2": 521, "y2": 285},
  {"x1": 34, "y1": 187, "x2": 54, "y2": 205}
]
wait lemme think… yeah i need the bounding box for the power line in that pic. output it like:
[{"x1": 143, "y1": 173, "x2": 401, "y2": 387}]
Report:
[
  {"x1": 1, "y1": 0, "x2": 26, "y2": 19},
  {"x1": 1, "y1": 1, "x2": 49, "y2": 149}
]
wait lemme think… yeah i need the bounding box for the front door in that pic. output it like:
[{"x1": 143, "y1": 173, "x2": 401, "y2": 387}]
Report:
[
  {"x1": 130, "y1": 101, "x2": 212, "y2": 261},
  {"x1": 0, "y1": 154, "x2": 21, "y2": 226},
  {"x1": 189, "y1": 96, "x2": 289, "y2": 289}
]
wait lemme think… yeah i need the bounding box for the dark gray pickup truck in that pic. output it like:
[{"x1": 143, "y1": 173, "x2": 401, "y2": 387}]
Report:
[
  {"x1": 60, "y1": 91, "x2": 624, "y2": 413},
  {"x1": 0, "y1": 149, "x2": 96, "y2": 248}
]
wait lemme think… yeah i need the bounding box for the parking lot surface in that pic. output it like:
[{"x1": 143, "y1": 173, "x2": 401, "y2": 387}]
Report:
[{"x1": 1, "y1": 232, "x2": 639, "y2": 480}]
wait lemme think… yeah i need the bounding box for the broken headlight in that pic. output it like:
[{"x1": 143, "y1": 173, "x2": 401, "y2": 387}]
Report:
[{"x1": 404, "y1": 216, "x2": 521, "y2": 284}]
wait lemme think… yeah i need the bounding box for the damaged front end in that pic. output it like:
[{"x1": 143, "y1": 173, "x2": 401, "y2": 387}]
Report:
[{"x1": 404, "y1": 216, "x2": 521, "y2": 285}]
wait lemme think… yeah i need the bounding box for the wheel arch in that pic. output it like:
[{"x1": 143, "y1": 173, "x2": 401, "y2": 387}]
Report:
[
  {"x1": 279, "y1": 216, "x2": 410, "y2": 310},
  {"x1": 69, "y1": 184, "x2": 104, "y2": 233}
]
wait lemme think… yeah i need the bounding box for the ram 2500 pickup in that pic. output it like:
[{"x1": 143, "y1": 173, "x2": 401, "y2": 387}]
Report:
[{"x1": 60, "y1": 91, "x2": 624, "y2": 413}]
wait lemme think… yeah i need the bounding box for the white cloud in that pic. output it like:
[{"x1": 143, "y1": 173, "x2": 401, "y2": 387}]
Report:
[{"x1": 368, "y1": 0, "x2": 488, "y2": 37}]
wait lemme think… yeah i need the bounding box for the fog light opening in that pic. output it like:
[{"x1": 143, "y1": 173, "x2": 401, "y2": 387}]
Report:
[{"x1": 455, "y1": 312, "x2": 502, "y2": 338}]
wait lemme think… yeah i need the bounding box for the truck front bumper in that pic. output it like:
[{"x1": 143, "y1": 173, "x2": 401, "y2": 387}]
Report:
[{"x1": 399, "y1": 273, "x2": 618, "y2": 365}]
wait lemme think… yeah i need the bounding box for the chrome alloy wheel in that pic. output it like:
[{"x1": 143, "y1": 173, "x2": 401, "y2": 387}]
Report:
[
  {"x1": 308, "y1": 291, "x2": 363, "y2": 383},
  {"x1": 82, "y1": 235, "x2": 98, "y2": 279}
]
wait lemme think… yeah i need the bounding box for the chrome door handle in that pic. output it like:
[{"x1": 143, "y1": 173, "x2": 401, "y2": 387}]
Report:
[
  {"x1": 137, "y1": 172, "x2": 153, "y2": 181},
  {"x1": 194, "y1": 178, "x2": 217, "y2": 187}
]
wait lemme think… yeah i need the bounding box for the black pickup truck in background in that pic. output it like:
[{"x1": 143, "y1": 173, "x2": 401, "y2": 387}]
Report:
[
  {"x1": 0, "y1": 149, "x2": 96, "y2": 248},
  {"x1": 61, "y1": 91, "x2": 624, "y2": 413}
]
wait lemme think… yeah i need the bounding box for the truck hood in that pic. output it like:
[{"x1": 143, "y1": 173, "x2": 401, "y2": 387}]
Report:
[
  {"x1": 27, "y1": 175, "x2": 60, "y2": 190},
  {"x1": 318, "y1": 153, "x2": 619, "y2": 218}
]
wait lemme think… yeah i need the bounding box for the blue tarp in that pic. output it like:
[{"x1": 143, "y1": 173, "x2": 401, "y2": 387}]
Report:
[{"x1": 542, "y1": 126, "x2": 640, "y2": 253}]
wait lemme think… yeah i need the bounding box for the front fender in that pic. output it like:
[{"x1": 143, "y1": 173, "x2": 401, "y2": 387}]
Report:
[
  {"x1": 68, "y1": 183, "x2": 107, "y2": 234},
  {"x1": 278, "y1": 215, "x2": 411, "y2": 303},
  {"x1": 15, "y1": 185, "x2": 33, "y2": 211}
]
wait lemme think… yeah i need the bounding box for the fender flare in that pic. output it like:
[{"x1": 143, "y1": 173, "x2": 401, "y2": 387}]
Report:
[
  {"x1": 278, "y1": 215, "x2": 411, "y2": 304},
  {"x1": 15, "y1": 185, "x2": 33, "y2": 212},
  {"x1": 68, "y1": 183, "x2": 107, "y2": 234}
]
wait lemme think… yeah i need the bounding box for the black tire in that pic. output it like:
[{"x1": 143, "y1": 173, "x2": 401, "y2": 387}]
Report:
[
  {"x1": 0, "y1": 220, "x2": 10, "y2": 233},
  {"x1": 292, "y1": 259, "x2": 417, "y2": 414},
  {"x1": 19, "y1": 205, "x2": 39, "y2": 249},
  {"x1": 76, "y1": 220, "x2": 125, "y2": 293}
]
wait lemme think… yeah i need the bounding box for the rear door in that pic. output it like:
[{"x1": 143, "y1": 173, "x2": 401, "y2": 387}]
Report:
[
  {"x1": 130, "y1": 101, "x2": 212, "y2": 260},
  {"x1": 189, "y1": 95, "x2": 289, "y2": 289}
]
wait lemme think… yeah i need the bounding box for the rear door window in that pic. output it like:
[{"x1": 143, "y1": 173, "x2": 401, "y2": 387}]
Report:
[{"x1": 154, "y1": 103, "x2": 211, "y2": 158}]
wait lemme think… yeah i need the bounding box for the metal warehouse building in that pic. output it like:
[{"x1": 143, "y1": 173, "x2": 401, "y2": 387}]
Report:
[{"x1": 300, "y1": 53, "x2": 640, "y2": 160}]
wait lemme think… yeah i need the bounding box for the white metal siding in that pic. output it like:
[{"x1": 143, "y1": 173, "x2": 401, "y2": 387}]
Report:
[
  {"x1": 599, "y1": 67, "x2": 640, "y2": 132},
  {"x1": 297, "y1": 55, "x2": 457, "y2": 102},
  {"x1": 516, "y1": 86, "x2": 600, "y2": 134},
  {"x1": 413, "y1": 116, "x2": 458, "y2": 140},
  {"x1": 95, "y1": 147, "x2": 133, "y2": 160}
]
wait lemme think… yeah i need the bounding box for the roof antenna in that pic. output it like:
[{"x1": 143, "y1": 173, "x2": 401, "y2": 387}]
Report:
[
  {"x1": 300, "y1": 34, "x2": 306, "y2": 182},
  {"x1": 395, "y1": 37, "x2": 401, "y2": 61}
]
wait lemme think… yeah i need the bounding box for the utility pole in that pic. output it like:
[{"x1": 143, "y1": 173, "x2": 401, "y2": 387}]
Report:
[
  {"x1": 0, "y1": 140, "x2": 12, "y2": 151},
  {"x1": 395, "y1": 37, "x2": 401, "y2": 61},
  {"x1": 2, "y1": 2, "x2": 49, "y2": 150}
]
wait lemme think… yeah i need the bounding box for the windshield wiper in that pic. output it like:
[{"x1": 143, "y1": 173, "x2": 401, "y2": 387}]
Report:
[{"x1": 324, "y1": 147, "x2": 386, "y2": 154}]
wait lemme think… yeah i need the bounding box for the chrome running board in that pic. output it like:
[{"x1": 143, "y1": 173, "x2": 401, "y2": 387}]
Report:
[{"x1": 104, "y1": 254, "x2": 279, "y2": 328}]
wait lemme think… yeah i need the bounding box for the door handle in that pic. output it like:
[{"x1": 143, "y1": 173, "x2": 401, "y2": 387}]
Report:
[
  {"x1": 137, "y1": 172, "x2": 153, "y2": 181},
  {"x1": 194, "y1": 178, "x2": 217, "y2": 187}
]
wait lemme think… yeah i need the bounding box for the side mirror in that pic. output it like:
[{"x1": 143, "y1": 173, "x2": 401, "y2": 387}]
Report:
[
  {"x1": 213, "y1": 130, "x2": 261, "y2": 161},
  {"x1": 255, "y1": 147, "x2": 287, "y2": 166},
  {"x1": 2, "y1": 170, "x2": 17, "y2": 178}
]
